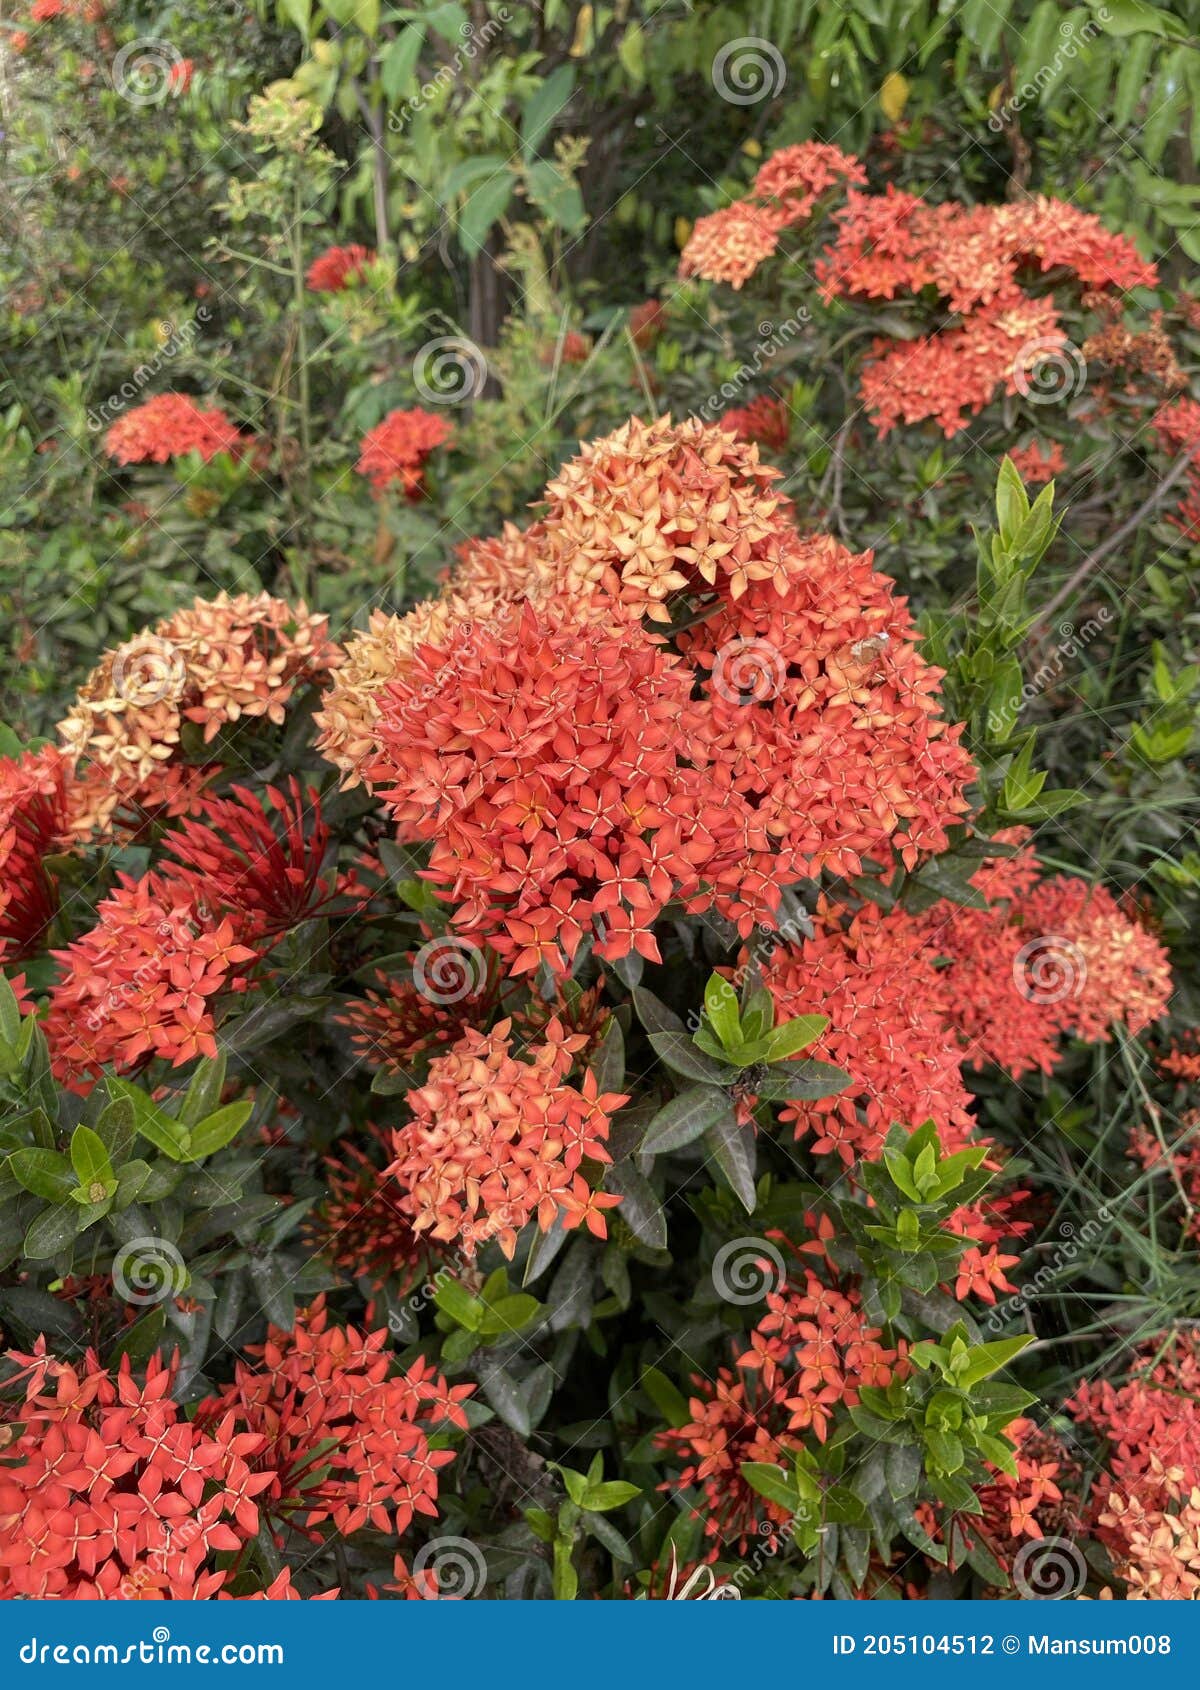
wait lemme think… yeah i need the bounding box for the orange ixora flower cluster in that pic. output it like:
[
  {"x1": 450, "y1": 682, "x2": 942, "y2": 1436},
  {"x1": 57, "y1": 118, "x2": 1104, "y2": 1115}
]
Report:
[
  {"x1": 59, "y1": 592, "x2": 338, "y2": 836},
  {"x1": 43, "y1": 873, "x2": 255, "y2": 1087},
  {"x1": 385, "y1": 1018, "x2": 626, "y2": 1258},
  {"x1": 681, "y1": 142, "x2": 1158, "y2": 438},
  {"x1": 679, "y1": 141, "x2": 865, "y2": 288},
  {"x1": 1070, "y1": 1332, "x2": 1200, "y2": 1599},
  {"x1": 102, "y1": 392, "x2": 247, "y2": 465},
  {"x1": 658, "y1": 1222, "x2": 902, "y2": 1551},
  {"x1": 355, "y1": 407, "x2": 453, "y2": 498},
  {"x1": 305, "y1": 242, "x2": 375, "y2": 293},
  {"x1": 324, "y1": 416, "x2": 974, "y2": 968},
  {"x1": 0, "y1": 1341, "x2": 272, "y2": 1599},
  {"x1": 199, "y1": 1297, "x2": 473, "y2": 1539}
]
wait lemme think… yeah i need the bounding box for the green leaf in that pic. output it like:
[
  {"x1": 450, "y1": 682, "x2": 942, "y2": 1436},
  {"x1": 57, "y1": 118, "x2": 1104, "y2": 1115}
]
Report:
[
  {"x1": 278, "y1": 0, "x2": 311, "y2": 35},
  {"x1": 382, "y1": 24, "x2": 426, "y2": 101},
  {"x1": 740, "y1": 1462, "x2": 799, "y2": 1509},
  {"x1": 1086, "y1": 0, "x2": 1187, "y2": 37},
  {"x1": 70, "y1": 1126, "x2": 114, "y2": 1193},
  {"x1": 178, "y1": 1055, "x2": 228, "y2": 1131},
  {"x1": 582, "y1": 1480, "x2": 641, "y2": 1512},
  {"x1": 704, "y1": 1114, "x2": 756, "y2": 1213},
  {"x1": 186, "y1": 1102, "x2": 252, "y2": 1161},
  {"x1": 647, "y1": 1031, "x2": 737, "y2": 1083},
  {"x1": 457, "y1": 170, "x2": 514, "y2": 254},
  {"x1": 9, "y1": 1148, "x2": 74, "y2": 1204},
  {"x1": 606, "y1": 1162, "x2": 666, "y2": 1249},
  {"x1": 521, "y1": 64, "x2": 575, "y2": 159},
  {"x1": 703, "y1": 974, "x2": 741, "y2": 1050},
  {"x1": 642, "y1": 1365, "x2": 689, "y2": 1426},
  {"x1": 478, "y1": 1293, "x2": 541, "y2": 1338},
  {"x1": 954, "y1": 1335, "x2": 1034, "y2": 1387},
  {"x1": 24, "y1": 1204, "x2": 83, "y2": 1261},
  {"x1": 763, "y1": 1014, "x2": 827, "y2": 1062},
  {"x1": 754, "y1": 1058, "x2": 850, "y2": 1101},
  {"x1": 106, "y1": 1078, "x2": 191, "y2": 1162},
  {"x1": 434, "y1": 1277, "x2": 485, "y2": 1331},
  {"x1": 525, "y1": 161, "x2": 587, "y2": 234},
  {"x1": 641, "y1": 1086, "x2": 733, "y2": 1154}
]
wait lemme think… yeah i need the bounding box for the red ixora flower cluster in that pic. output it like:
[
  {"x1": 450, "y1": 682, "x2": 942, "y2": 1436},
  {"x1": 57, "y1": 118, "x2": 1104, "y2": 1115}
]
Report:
[
  {"x1": 199, "y1": 1297, "x2": 472, "y2": 1539},
  {"x1": 1069, "y1": 1332, "x2": 1200, "y2": 1598},
  {"x1": 758, "y1": 829, "x2": 1170, "y2": 1169},
  {"x1": 309, "y1": 1125, "x2": 445, "y2": 1294},
  {"x1": 0, "y1": 744, "x2": 76, "y2": 962},
  {"x1": 658, "y1": 1222, "x2": 902, "y2": 1551},
  {"x1": 722, "y1": 393, "x2": 791, "y2": 451},
  {"x1": 1008, "y1": 439, "x2": 1067, "y2": 484},
  {"x1": 681, "y1": 142, "x2": 1158, "y2": 437},
  {"x1": 103, "y1": 393, "x2": 246, "y2": 465},
  {"x1": 355, "y1": 408, "x2": 453, "y2": 498},
  {"x1": 338, "y1": 416, "x2": 973, "y2": 971},
  {"x1": 679, "y1": 141, "x2": 865, "y2": 289},
  {"x1": 305, "y1": 243, "x2": 375, "y2": 293},
  {"x1": 386, "y1": 1017, "x2": 626, "y2": 1258},
  {"x1": 1151, "y1": 396, "x2": 1200, "y2": 538},
  {"x1": 0, "y1": 1341, "x2": 271, "y2": 1599}
]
